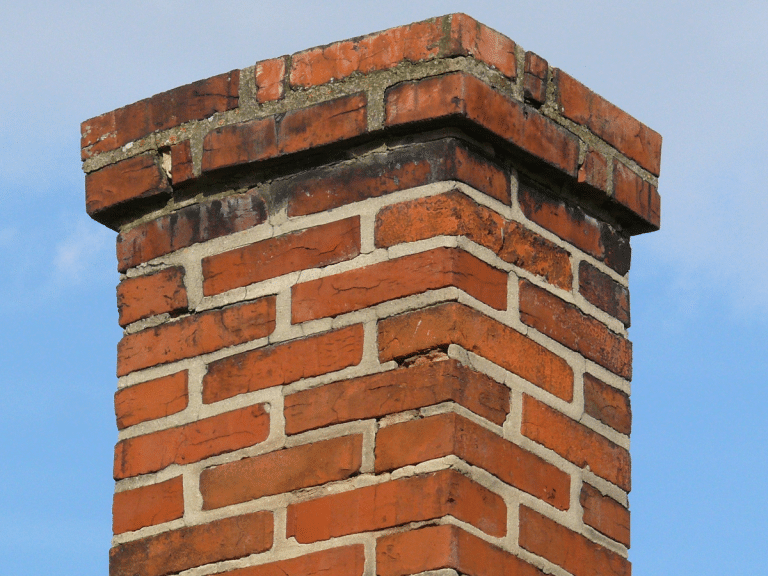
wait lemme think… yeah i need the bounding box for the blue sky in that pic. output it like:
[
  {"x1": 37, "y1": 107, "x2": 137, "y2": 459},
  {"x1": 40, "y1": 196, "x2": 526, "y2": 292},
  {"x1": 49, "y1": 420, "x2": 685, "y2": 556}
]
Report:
[{"x1": 1, "y1": 1, "x2": 766, "y2": 573}]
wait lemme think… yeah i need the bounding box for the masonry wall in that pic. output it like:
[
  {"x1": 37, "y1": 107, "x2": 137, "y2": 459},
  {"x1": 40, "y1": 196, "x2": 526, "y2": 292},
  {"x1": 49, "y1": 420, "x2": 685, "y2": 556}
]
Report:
[{"x1": 83, "y1": 14, "x2": 660, "y2": 576}]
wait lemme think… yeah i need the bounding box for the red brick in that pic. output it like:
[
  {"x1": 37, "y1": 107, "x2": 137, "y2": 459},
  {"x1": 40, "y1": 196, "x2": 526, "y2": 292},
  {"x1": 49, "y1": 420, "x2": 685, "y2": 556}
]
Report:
[
  {"x1": 285, "y1": 358, "x2": 509, "y2": 434},
  {"x1": 201, "y1": 116, "x2": 278, "y2": 173},
  {"x1": 286, "y1": 469, "x2": 505, "y2": 543},
  {"x1": 203, "y1": 217, "x2": 361, "y2": 296},
  {"x1": 114, "y1": 371, "x2": 188, "y2": 430},
  {"x1": 378, "y1": 302, "x2": 574, "y2": 402},
  {"x1": 255, "y1": 57, "x2": 287, "y2": 103},
  {"x1": 292, "y1": 247, "x2": 507, "y2": 323},
  {"x1": 109, "y1": 510, "x2": 272, "y2": 576},
  {"x1": 117, "y1": 267, "x2": 188, "y2": 327},
  {"x1": 376, "y1": 412, "x2": 569, "y2": 510},
  {"x1": 448, "y1": 14, "x2": 517, "y2": 79},
  {"x1": 579, "y1": 261, "x2": 630, "y2": 326},
  {"x1": 170, "y1": 140, "x2": 194, "y2": 185},
  {"x1": 581, "y1": 482, "x2": 631, "y2": 547},
  {"x1": 116, "y1": 190, "x2": 268, "y2": 272},
  {"x1": 225, "y1": 546, "x2": 365, "y2": 576},
  {"x1": 519, "y1": 280, "x2": 632, "y2": 379},
  {"x1": 578, "y1": 148, "x2": 609, "y2": 192},
  {"x1": 117, "y1": 297, "x2": 275, "y2": 376},
  {"x1": 385, "y1": 72, "x2": 580, "y2": 176},
  {"x1": 520, "y1": 505, "x2": 630, "y2": 576},
  {"x1": 112, "y1": 476, "x2": 184, "y2": 534},
  {"x1": 80, "y1": 111, "x2": 117, "y2": 159},
  {"x1": 613, "y1": 160, "x2": 661, "y2": 230},
  {"x1": 584, "y1": 373, "x2": 632, "y2": 435},
  {"x1": 524, "y1": 51, "x2": 548, "y2": 104},
  {"x1": 114, "y1": 404, "x2": 269, "y2": 479},
  {"x1": 377, "y1": 524, "x2": 544, "y2": 576},
  {"x1": 203, "y1": 324, "x2": 364, "y2": 404},
  {"x1": 201, "y1": 435, "x2": 362, "y2": 509},
  {"x1": 522, "y1": 395, "x2": 630, "y2": 491},
  {"x1": 556, "y1": 68, "x2": 661, "y2": 177},
  {"x1": 283, "y1": 139, "x2": 509, "y2": 217},
  {"x1": 289, "y1": 18, "x2": 444, "y2": 88},
  {"x1": 375, "y1": 190, "x2": 572, "y2": 290},
  {"x1": 518, "y1": 182, "x2": 632, "y2": 275},
  {"x1": 85, "y1": 154, "x2": 172, "y2": 219},
  {"x1": 278, "y1": 92, "x2": 367, "y2": 155}
]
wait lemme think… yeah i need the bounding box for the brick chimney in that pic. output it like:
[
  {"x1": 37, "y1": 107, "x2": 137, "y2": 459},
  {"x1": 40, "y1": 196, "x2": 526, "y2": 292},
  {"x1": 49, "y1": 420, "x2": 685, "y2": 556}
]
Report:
[{"x1": 82, "y1": 14, "x2": 660, "y2": 576}]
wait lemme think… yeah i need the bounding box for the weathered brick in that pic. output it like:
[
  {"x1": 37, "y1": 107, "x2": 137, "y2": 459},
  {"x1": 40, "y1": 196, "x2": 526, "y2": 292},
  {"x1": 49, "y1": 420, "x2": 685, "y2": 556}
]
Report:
[
  {"x1": 109, "y1": 511, "x2": 272, "y2": 576},
  {"x1": 286, "y1": 469, "x2": 505, "y2": 543},
  {"x1": 524, "y1": 51, "x2": 548, "y2": 104},
  {"x1": 579, "y1": 261, "x2": 630, "y2": 326},
  {"x1": 116, "y1": 191, "x2": 268, "y2": 272},
  {"x1": 289, "y1": 18, "x2": 444, "y2": 88},
  {"x1": 613, "y1": 160, "x2": 661, "y2": 230},
  {"x1": 377, "y1": 524, "x2": 544, "y2": 576},
  {"x1": 203, "y1": 324, "x2": 363, "y2": 404},
  {"x1": 284, "y1": 358, "x2": 509, "y2": 434},
  {"x1": 578, "y1": 148, "x2": 609, "y2": 192},
  {"x1": 169, "y1": 140, "x2": 194, "y2": 185},
  {"x1": 379, "y1": 302, "x2": 574, "y2": 402},
  {"x1": 584, "y1": 373, "x2": 632, "y2": 435},
  {"x1": 518, "y1": 182, "x2": 631, "y2": 275},
  {"x1": 114, "y1": 404, "x2": 269, "y2": 480},
  {"x1": 522, "y1": 395, "x2": 630, "y2": 491},
  {"x1": 117, "y1": 267, "x2": 188, "y2": 327},
  {"x1": 201, "y1": 116, "x2": 278, "y2": 173},
  {"x1": 385, "y1": 72, "x2": 580, "y2": 175},
  {"x1": 519, "y1": 280, "x2": 632, "y2": 379},
  {"x1": 520, "y1": 505, "x2": 630, "y2": 576},
  {"x1": 375, "y1": 190, "x2": 572, "y2": 289},
  {"x1": 448, "y1": 14, "x2": 517, "y2": 79},
  {"x1": 291, "y1": 247, "x2": 507, "y2": 323},
  {"x1": 282, "y1": 138, "x2": 509, "y2": 217},
  {"x1": 114, "y1": 371, "x2": 188, "y2": 430},
  {"x1": 201, "y1": 435, "x2": 362, "y2": 509},
  {"x1": 255, "y1": 57, "x2": 287, "y2": 103},
  {"x1": 85, "y1": 154, "x2": 172, "y2": 221},
  {"x1": 376, "y1": 412, "x2": 569, "y2": 510},
  {"x1": 581, "y1": 482, "x2": 631, "y2": 547},
  {"x1": 224, "y1": 546, "x2": 365, "y2": 576},
  {"x1": 556, "y1": 68, "x2": 661, "y2": 176},
  {"x1": 203, "y1": 217, "x2": 360, "y2": 296},
  {"x1": 117, "y1": 297, "x2": 275, "y2": 376},
  {"x1": 80, "y1": 111, "x2": 117, "y2": 159},
  {"x1": 112, "y1": 476, "x2": 184, "y2": 534}
]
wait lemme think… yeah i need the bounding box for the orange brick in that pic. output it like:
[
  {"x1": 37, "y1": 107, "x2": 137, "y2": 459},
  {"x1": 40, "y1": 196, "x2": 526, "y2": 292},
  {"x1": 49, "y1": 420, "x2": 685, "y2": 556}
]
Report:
[
  {"x1": 117, "y1": 267, "x2": 188, "y2": 327},
  {"x1": 378, "y1": 302, "x2": 574, "y2": 402},
  {"x1": 578, "y1": 148, "x2": 609, "y2": 192},
  {"x1": 613, "y1": 160, "x2": 661, "y2": 230},
  {"x1": 170, "y1": 140, "x2": 194, "y2": 185},
  {"x1": 292, "y1": 247, "x2": 507, "y2": 323},
  {"x1": 201, "y1": 435, "x2": 362, "y2": 509},
  {"x1": 225, "y1": 545, "x2": 365, "y2": 576},
  {"x1": 520, "y1": 505, "x2": 630, "y2": 576},
  {"x1": 255, "y1": 57, "x2": 287, "y2": 103},
  {"x1": 524, "y1": 51, "x2": 548, "y2": 104},
  {"x1": 385, "y1": 72, "x2": 579, "y2": 176},
  {"x1": 203, "y1": 324, "x2": 363, "y2": 404},
  {"x1": 114, "y1": 371, "x2": 188, "y2": 430},
  {"x1": 522, "y1": 395, "x2": 630, "y2": 491},
  {"x1": 556, "y1": 68, "x2": 661, "y2": 176},
  {"x1": 80, "y1": 110, "x2": 116, "y2": 159},
  {"x1": 377, "y1": 524, "x2": 544, "y2": 576},
  {"x1": 116, "y1": 190, "x2": 268, "y2": 272},
  {"x1": 448, "y1": 14, "x2": 517, "y2": 79},
  {"x1": 584, "y1": 373, "x2": 632, "y2": 435},
  {"x1": 376, "y1": 413, "x2": 570, "y2": 510},
  {"x1": 117, "y1": 297, "x2": 275, "y2": 376},
  {"x1": 375, "y1": 190, "x2": 572, "y2": 289},
  {"x1": 112, "y1": 476, "x2": 184, "y2": 534},
  {"x1": 203, "y1": 217, "x2": 360, "y2": 296},
  {"x1": 114, "y1": 404, "x2": 269, "y2": 479},
  {"x1": 581, "y1": 482, "x2": 630, "y2": 547},
  {"x1": 286, "y1": 469, "x2": 505, "y2": 543},
  {"x1": 579, "y1": 261, "x2": 630, "y2": 326},
  {"x1": 201, "y1": 116, "x2": 278, "y2": 173},
  {"x1": 284, "y1": 358, "x2": 509, "y2": 434},
  {"x1": 519, "y1": 280, "x2": 632, "y2": 379},
  {"x1": 110, "y1": 511, "x2": 272, "y2": 576}
]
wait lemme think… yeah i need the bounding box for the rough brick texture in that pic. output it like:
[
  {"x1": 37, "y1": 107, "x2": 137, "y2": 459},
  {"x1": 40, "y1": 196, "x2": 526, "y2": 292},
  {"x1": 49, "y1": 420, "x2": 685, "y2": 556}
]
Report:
[{"x1": 85, "y1": 13, "x2": 660, "y2": 576}]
